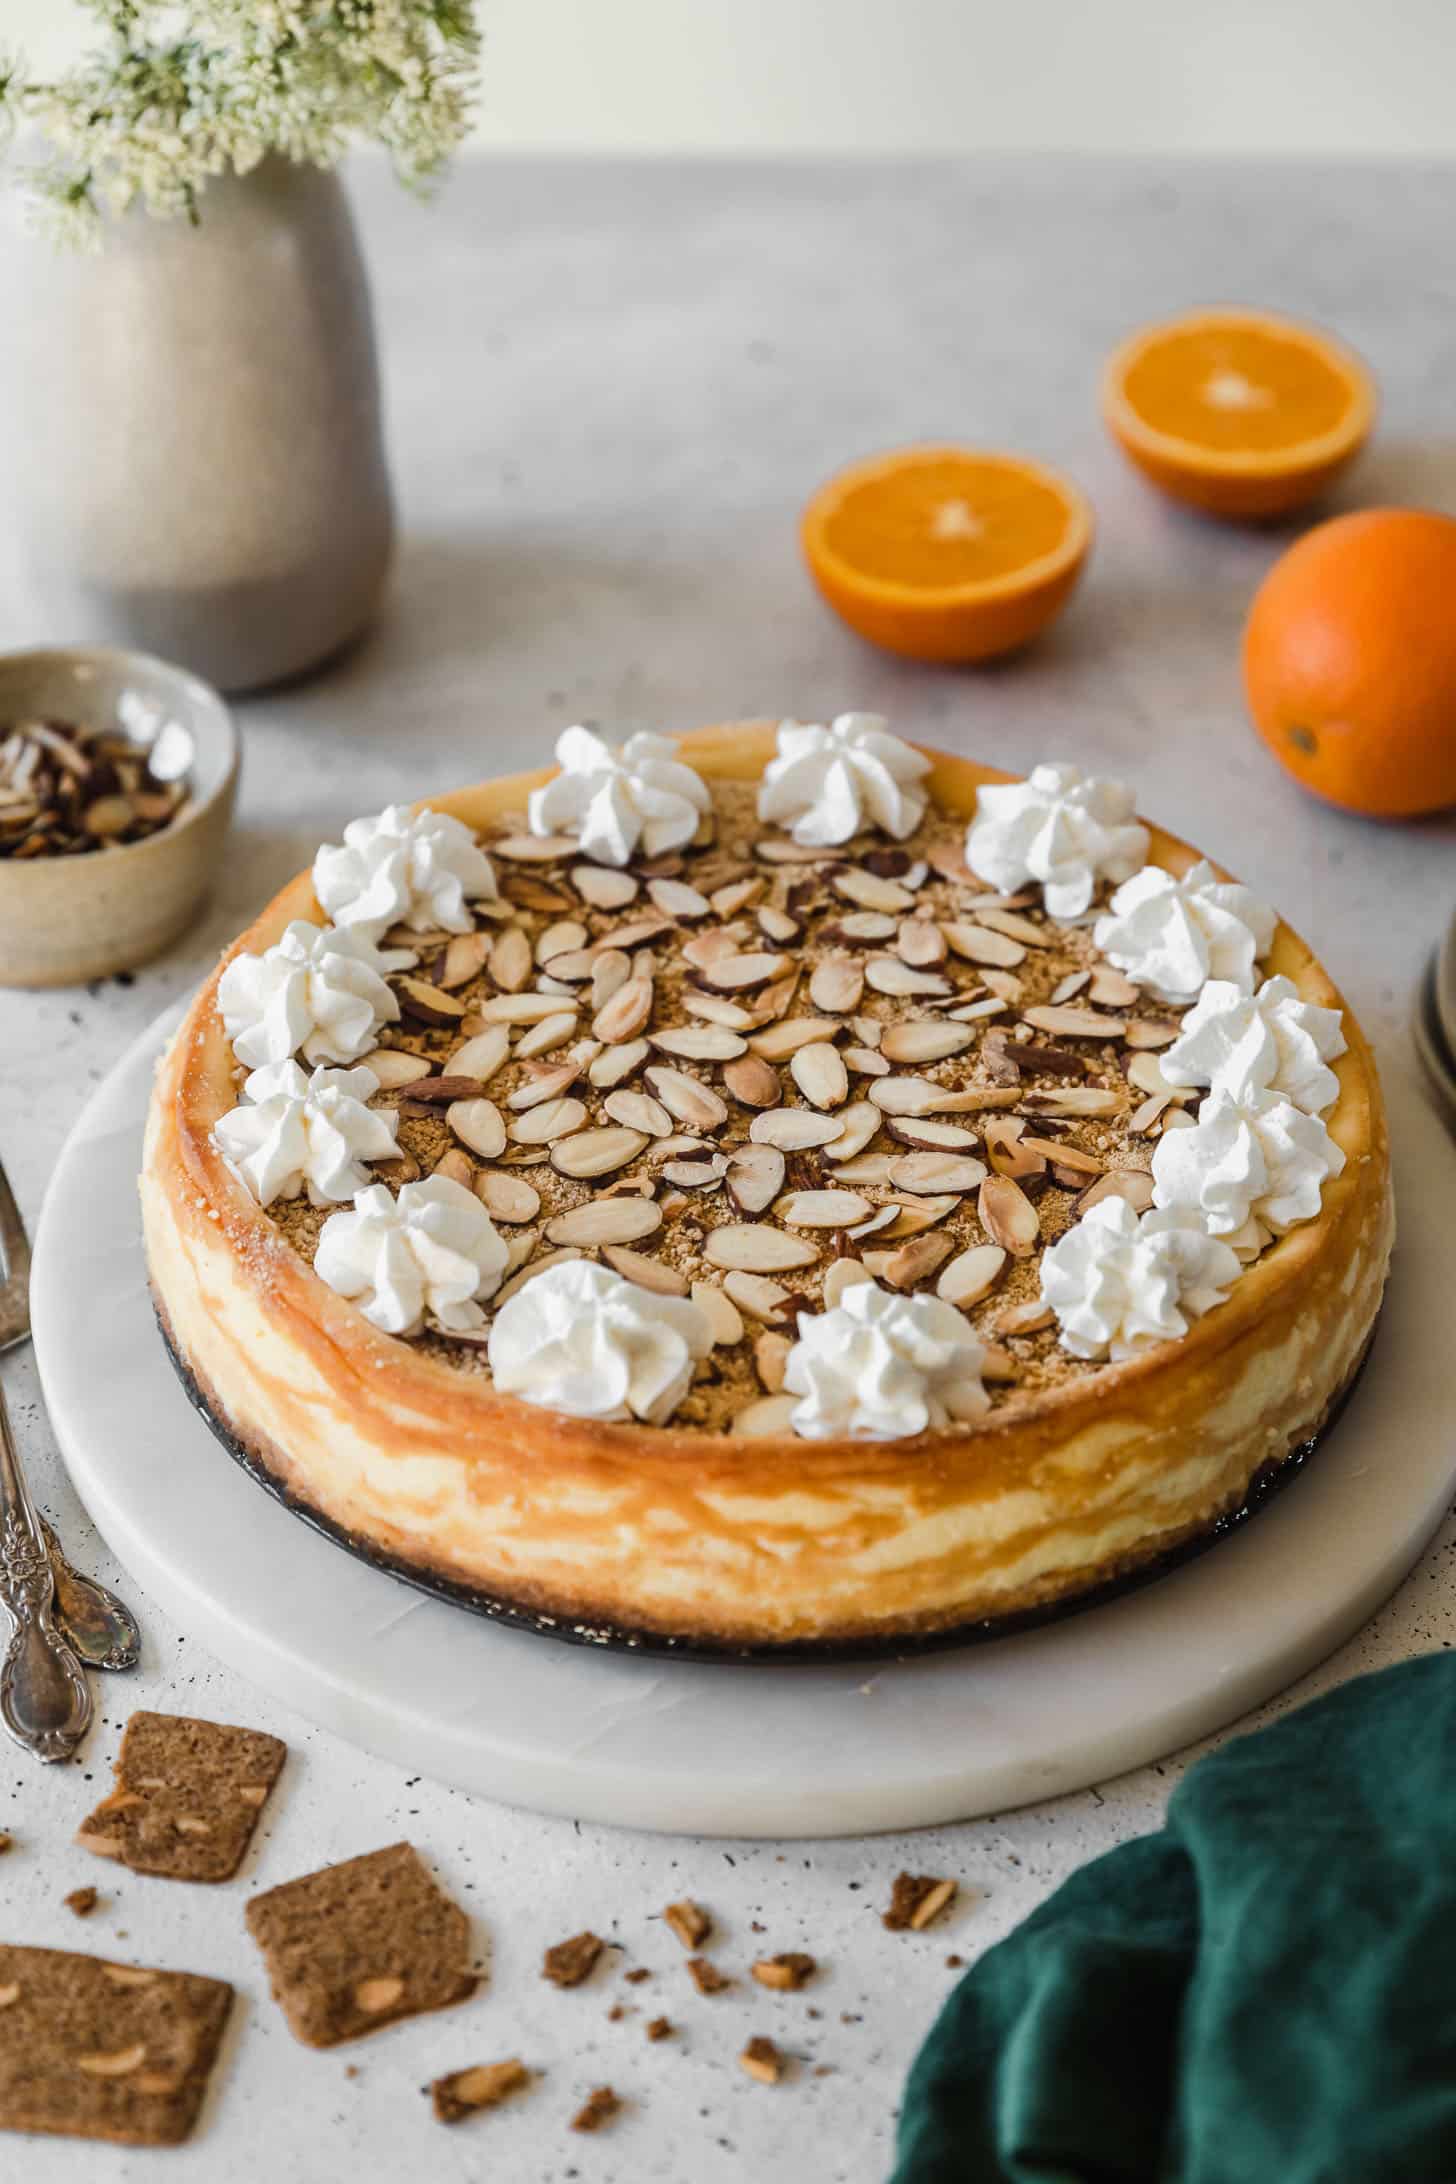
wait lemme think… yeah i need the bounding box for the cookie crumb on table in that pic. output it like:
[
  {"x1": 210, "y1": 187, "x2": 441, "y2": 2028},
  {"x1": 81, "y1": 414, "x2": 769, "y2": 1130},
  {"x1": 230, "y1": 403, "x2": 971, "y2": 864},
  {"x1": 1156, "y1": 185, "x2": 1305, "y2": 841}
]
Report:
[
  {"x1": 882, "y1": 1873, "x2": 958, "y2": 1931},
  {"x1": 570, "y1": 2084, "x2": 620, "y2": 2133},
  {"x1": 64, "y1": 1887, "x2": 99, "y2": 1919},
  {"x1": 430, "y1": 2057, "x2": 528, "y2": 2125},
  {"x1": 751, "y1": 1951, "x2": 817, "y2": 1991},
  {"x1": 663, "y1": 1899, "x2": 712, "y2": 1950},
  {"x1": 542, "y1": 1931, "x2": 606, "y2": 1988},
  {"x1": 740, "y1": 2035, "x2": 785, "y2": 2085},
  {"x1": 687, "y1": 1956, "x2": 733, "y2": 1995}
]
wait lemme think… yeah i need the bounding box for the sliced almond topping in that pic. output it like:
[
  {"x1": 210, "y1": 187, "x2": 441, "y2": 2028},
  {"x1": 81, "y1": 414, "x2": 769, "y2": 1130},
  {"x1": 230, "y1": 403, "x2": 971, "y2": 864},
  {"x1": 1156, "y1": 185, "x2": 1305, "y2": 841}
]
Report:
[
  {"x1": 551, "y1": 1126, "x2": 649, "y2": 1178},
  {"x1": 704, "y1": 1224, "x2": 819, "y2": 1274},
  {"x1": 475, "y1": 991, "x2": 577, "y2": 1025},
  {"x1": 363, "y1": 1047, "x2": 436, "y2": 1091},
  {"x1": 589, "y1": 1037, "x2": 650, "y2": 1088},
  {"x1": 602, "y1": 1244, "x2": 690, "y2": 1295},
  {"x1": 757, "y1": 904, "x2": 802, "y2": 945},
  {"x1": 77, "y1": 2043, "x2": 148, "y2": 2078},
  {"x1": 870, "y1": 1075, "x2": 951, "y2": 1118},
  {"x1": 1125, "y1": 1018, "x2": 1180, "y2": 1049},
  {"x1": 1021, "y1": 1086, "x2": 1123, "y2": 1117},
  {"x1": 651, "y1": 1024, "x2": 747, "y2": 1062},
  {"x1": 536, "y1": 918, "x2": 589, "y2": 965},
  {"x1": 842, "y1": 1045, "x2": 890, "y2": 1077},
  {"x1": 833, "y1": 867, "x2": 914, "y2": 913},
  {"x1": 822, "y1": 1100, "x2": 882, "y2": 1161},
  {"x1": 1022, "y1": 1005, "x2": 1128, "y2": 1040},
  {"x1": 997, "y1": 1298, "x2": 1055, "y2": 1336},
  {"x1": 749, "y1": 1108, "x2": 840, "y2": 1151},
  {"x1": 726, "y1": 1143, "x2": 788, "y2": 1213},
  {"x1": 604, "y1": 1088, "x2": 673, "y2": 1137},
  {"x1": 648, "y1": 876, "x2": 711, "y2": 920},
  {"x1": 748, "y1": 1017, "x2": 841, "y2": 1060},
  {"x1": 1131, "y1": 1091, "x2": 1173, "y2": 1134},
  {"x1": 660, "y1": 1153, "x2": 729, "y2": 1188},
  {"x1": 740, "y1": 2035, "x2": 786, "y2": 2085},
  {"x1": 754, "y1": 1329, "x2": 792, "y2": 1391},
  {"x1": 936, "y1": 1242, "x2": 1008, "y2": 1307},
  {"x1": 790, "y1": 1041, "x2": 849, "y2": 1110},
  {"x1": 1022, "y1": 1135, "x2": 1103, "y2": 1175},
  {"x1": 1127, "y1": 1051, "x2": 1175, "y2": 1096},
  {"x1": 589, "y1": 949, "x2": 631, "y2": 1012},
  {"x1": 850, "y1": 1207, "x2": 901, "y2": 1242},
  {"x1": 809, "y1": 958, "x2": 864, "y2": 1014},
  {"x1": 1076, "y1": 1169, "x2": 1155, "y2": 1215},
  {"x1": 494, "y1": 833, "x2": 576, "y2": 862},
  {"x1": 680, "y1": 989, "x2": 758, "y2": 1031},
  {"x1": 547, "y1": 1199, "x2": 663, "y2": 1248},
  {"x1": 896, "y1": 918, "x2": 947, "y2": 968},
  {"x1": 880, "y1": 1021, "x2": 973, "y2": 1065},
  {"x1": 1088, "y1": 964, "x2": 1142, "y2": 1008},
  {"x1": 723, "y1": 1053, "x2": 782, "y2": 1109},
  {"x1": 593, "y1": 976, "x2": 654, "y2": 1043},
  {"x1": 476, "y1": 1169, "x2": 540, "y2": 1222},
  {"x1": 942, "y1": 921, "x2": 1026, "y2": 968},
  {"x1": 538, "y1": 946, "x2": 597, "y2": 985},
  {"x1": 488, "y1": 925, "x2": 533, "y2": 993},
  {"x1": 447, "y1": 1098, "x2": 507, "y2": 1159},
  {"x1": 976, "y1": 906, "x2": 1052, "y2": 947},
  {"x1": 712, "y1": 876, "x2": 763, "y2": 916},
  {"x1": 947, "y1": 996, "x2": 1008, "y2": 1024},
  {"x1": 889, "y1": 1152, "x2": 988, "y2": 1195},
  {"x1": 824, "y1": 1258, "x2": 875, "y2": 1307},
  {"x1": 978, "y1": 1173, "x2": 1041, "y2": 1255},
  {"x1": 865, "y1": 957, "x2": 953, "y2": 999},
  {"x1": 886, "y1": 1117, "x2": 979, "y2": 1151},
  {"x1": 880, "y1": 1232, "x2": 955, "y2": 1291},
  {"x1": 397, "y1": 977, "x2": 468, "y2": 1027},
  {"x1": 733, "y1": 1393, "x2": 799, "y2": 1437},
  {"x1": 610, "y1": 914, "x2": 675, "y2": 951},
  {"x1": 880, "y1": 1192, "x2": 961, "y2": 1239},
  {"x1": 692, "y1": 1280, "x2": 744, "y2": 1346},
  {"x1": 697, "y1": 950, "x2": 788, "y2": 992},
  {"x1": 775, "y1": 1188, "x2": 872, "y2": 1228},
  {"x1": 448, "y1": 1027, "x2": 511, "y2": 1082},
  {"x1": 983, "y1": 1115, "x2": 1047, "y2": 1180},
  {"x1": 506, "y1": 1063, "x2": 579, "y2": 1111},
  {"x1": 644, "y1": 1066, "x2": 729, "y2": 1131},
  {"x1": 832, "y1": 1152, "x2": 898, "y2": 1187},
  {"x1": 508, "y1": 1095, "x2": 587, "y2": 1144},
  {"x1": 722, "y1": 1269, "x2": 792, "y2": 1322},
  {"x1": 572, "y1": 862, "x2": 638, "y2": 909},
  {"x1": 355, "y1": 1975, "x2": 406, "y2": 2014}
]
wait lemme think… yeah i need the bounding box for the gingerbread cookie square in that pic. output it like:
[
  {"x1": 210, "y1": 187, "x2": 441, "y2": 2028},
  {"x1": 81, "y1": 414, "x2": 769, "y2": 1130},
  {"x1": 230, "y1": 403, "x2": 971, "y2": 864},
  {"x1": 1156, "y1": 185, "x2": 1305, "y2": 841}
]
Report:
[{"x1": 77, "y1": 1710, "x2": 286, "y2": 1885}]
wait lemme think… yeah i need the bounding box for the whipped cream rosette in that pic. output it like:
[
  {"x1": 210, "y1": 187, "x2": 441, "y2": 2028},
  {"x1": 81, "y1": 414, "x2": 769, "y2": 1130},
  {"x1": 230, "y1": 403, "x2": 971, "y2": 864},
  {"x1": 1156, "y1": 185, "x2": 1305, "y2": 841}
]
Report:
[
  {"x1": 1093, "y1": 858, "x2": 1276, "y2": 1004},
  {"x1": 217, "y1": 920, "x2": 401, "y2": 1070},
  {"x1": 783, "y1": 1281, "x2": 989, "y2": 1439},
  {"x1": 1040, "y1": 1198, "x2": 1243, "y2": 1361},
  {"x1": 312, "y1": 803, "x2": 499, "y2": 943},
  {"x1": 528, "y1": 726, "x2": 711, "y2": 867},
  {"x1": 315, "y1": 1174, "x2": 509, "y2": 1338},
  {"x1": 1151, "y1": 1084, "x2": 1345, "y2": 1259},
  {"x1": 487, "y1": 1259, "x2": 711, "y2": 1425},
  {"x1": 965, "y1": 762, "x2": 1149, "y2": 918},
  {"x1": 1162, "y1": 975, "x2": 1346, "y2": 1116},
  {"x1": 756, "y1": 712, "x2": 931, "y2": 847},
  {"x1": 213, "y1": 1062, "x2": 399, "y2": 1209}
]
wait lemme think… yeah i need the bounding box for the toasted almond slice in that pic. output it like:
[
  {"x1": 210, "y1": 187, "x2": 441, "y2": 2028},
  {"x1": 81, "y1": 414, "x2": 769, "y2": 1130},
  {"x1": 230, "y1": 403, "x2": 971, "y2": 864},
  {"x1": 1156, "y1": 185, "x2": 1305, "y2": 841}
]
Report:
[
  {"x1": 1127, "y1": 1051, "x2": 1175, "y2": 1096},
  {"x1": 609, "y1": 914, "x2": 675, "y2": 951},
  {"x1": 1022, "y1": 1134, "x2": 1103, "y2": 1175},
  {"x1": 941, "y1": 921, "x2": 1026, "y2": 969},
  {"x1": 515, "y1": 1010, "x2": 579, "y2": 1059},
  {"x1": 680, "y1": 990, "x2": 759, "y2": 1031},
  {"x1": 830, "y1": 911, "x2": 898, "y2": 946},
  {"x1": 880, "y1": 1021, "x2": 973, "y2": 1065},
  {"x1": 723, "y1": 1053, "x2": 782, "y2": 1109},
  {"x1": 509, "y1": 1096, "x2": 588, "y2": 1144},
  {"x1": 448, "y1": 1027, "x2": 511, "y2": 1082},
  {"x1": 475, "y1": 1169, "x2": 541, "y2": 1222},
  {"x1": 705, "y1": 1225, "x2": 818, "y2": 1274},
  {"x1": 712, "y1": 877, "x2": 763, "y2": 916},
  {"x1": 865, "y1": 957, "x2": 953, "y2": 999},
  {"x1": 1076, "y1": 1168, "x2": 1155, "y2": 1215},
  {"x1": 494, "y1": 833, "x2": 576, "y2": 861},
  {"x1": 661, "y1": 1154, "x2": 729, "y2": 1188},
  {"x1": 831, "y1": 1152, "x2": 898, "y2": 1187},
  {"x1": 978, "y1": 1173, "x2": 1041, "y2": 1255},
  {"x1": 896, "y1": 918, "x2": 947, "y2": 968},
  {"x1": 983, "y1": 1116, "x2": 1047, "y2": 1179},
  {"x1": 593, "y1": 977, "x2": 654, "y2": 1043},
  {"x1": 550, "y1": 1125, "x2": 649, "y2": 1178},
  {"x1": 604, "y1": 1088, "x2": 673, "y2": 1137},
  {"x1": 976, "y1": 907, "x2": 1053, "y2": 947},
  {"x1": 363, "y1": 1047, "x2": 436, "y2": 1090},
  {"x1": 880, "y1": 1232, "x2": 955, "y2": 1291},
  {"x1": 645, "y1": 1066, "x2": 730, "y2": 1131},
  {"x1": 936, "y1": 1242, "x2": 1008, "y2": 1307},
  {"x1": 537, "y1": 946, "x2": 597, "y2": 984},
  {"x1": 749, "y1": 1109, "x2": 841, "y2": 1152},
  {"x1": 651, "y1": 1024, "x2": 748, "y2": 1062},
  {"x1": 947, "y1": 997, "x2": 1008, "y2": 1024},
  {"x1": 536, "y1": 917, "x2": 589, "y2": 964},
  {"x1": 447, "y1": 1098, "x2": 507, "y2": 1159},
  {"x1": 755, "y1": 835, "x2": 835, "y2": 865},
  {"x1": 774, "y1": 1189, "x2": 872, "y2": 1228},
  {"x1": 843, "y1": 1045, "x2": 890, "y2": 1076},
  {"x1": 589, "y1": 1037, "x2": 650, "y2": 1088},
  {"x1": 475, "y1": 991, "x2": 575, "y2": 1024},
  {"x1": 1131, "y1": 1091, "x2": 1173, "y2": 1134},
  {"x1": 823, "y1": 1100, "x2": 882, "y2": 1161},
  {"x1": 590, "y1": 949, "x2": 631, "y2": 1012},
  {"x1": 878, "y1": 1193, "x2": 957, "y2": 1237},
  {"x1": 726, "y1": 1143, "x2": 788, "y2": 1213},
  {"x1": 1021, "y1": 1086, "x2": 1123, "y2": 1117},
  {"x1": 547, "y1": 1198, "x2": 663, "y2": 1248},
  {"x1": 1022, "y1": 1005, "x2": 1127, "y2": 1039},
  {"x1": 1049, "y1": 969, "x2": 1091, "y2": 1005},
  {"x1": 870, "y1": 1076, "x2": 948, "y2": 1117},
  {"x1": 433, "y1": 1148, "x2": 475, "y2": 1188},
  {"x1": 824, "y1": 1258, "x2": 876, "y2": 1307},
  {"x1": 997, "y1": 1298, "x2": 1055, "y2": 1336},
  {"x1": 723, "y1": 1269, "x2": 792, "y2": 1322},
  {"x1": 790, "y1": 1041, "x2": 849, "y2": 1110},
  {"x1": 692, "y1": 1280, "x2": 744, "y2": 1346},
  {"x1": 697, "y1": 950, "x2": 788, "y2": 992},
  {"x1": 648, "y1": 876, "x2": 711, "y2": 919},
  {"x1": 488, "y1": 925, "x2": 533, "y2": 993},
  {"x1": 747, "y1": 1017, "x2": 841, "y2": 1060},
  {"x1": 507, "y1": 1063, "x2": 580, "y2": 1111},
  {"x1": 439, "y1": 931, "x2": 491, "y2": 990},
  {"x1": 1125, "y1": 1019, "x2": 1180, "y2": 1049},
  {"x1": 754, "y1": 1329, "x2": 792, "y2": 1391},
  {"x1": 757, "y1": 905, "x2": 802, "y2": 945},
  {"x1": 1088, "y1": 964, "x2": 1142, "y2": 1008},
  {"x1": 733, "y1": 1393, "x2": 799, "y2": 1437},
  {"x1": 832, "y1": 867, "x2": 914, "y2": 913},
  {"x1": 573, "y1": 862, "x2": 638, "y2": 909},
  {"x1": 398, "y1": 976, "x2": 468, "y2": 1026},
  {"x1": 602, "y1": 1244, "x2": 690, "y2": 1294},
  {"x1": 889, "y1": 1152, "x2": 988, "y2": 1195},
  {"x1": 809, "y1": 958, "x2": 864, "y2": 1014},
  {"x1": 76, "y1": 2043, "x2": 148, "y2": 2078},
  {"x1": 886, "y1": 1117, "x2": 979, "y2": 1151}
]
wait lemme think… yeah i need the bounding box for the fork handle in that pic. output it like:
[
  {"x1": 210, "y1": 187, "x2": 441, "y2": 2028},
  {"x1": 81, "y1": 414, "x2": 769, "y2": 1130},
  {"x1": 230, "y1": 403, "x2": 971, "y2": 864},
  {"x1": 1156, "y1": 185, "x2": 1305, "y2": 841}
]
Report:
[{"x1": 0, "y1": 1378, "x2": 90, "y2": 1762}]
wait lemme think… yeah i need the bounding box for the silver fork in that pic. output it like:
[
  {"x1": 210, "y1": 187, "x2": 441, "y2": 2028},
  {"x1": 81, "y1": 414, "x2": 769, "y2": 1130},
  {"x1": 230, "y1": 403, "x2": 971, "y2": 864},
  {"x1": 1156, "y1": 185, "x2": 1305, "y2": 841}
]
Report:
[{"x1": 0, "y1": 1153, "x2": 140, "y2": 1761}]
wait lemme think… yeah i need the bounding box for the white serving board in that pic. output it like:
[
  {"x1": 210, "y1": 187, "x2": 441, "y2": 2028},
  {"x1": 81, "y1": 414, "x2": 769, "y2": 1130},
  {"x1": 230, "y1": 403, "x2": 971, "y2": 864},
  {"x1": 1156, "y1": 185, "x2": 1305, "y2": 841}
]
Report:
[{"x1": 30, "y1": 1007, "x2": 1455, "y2": 1838}]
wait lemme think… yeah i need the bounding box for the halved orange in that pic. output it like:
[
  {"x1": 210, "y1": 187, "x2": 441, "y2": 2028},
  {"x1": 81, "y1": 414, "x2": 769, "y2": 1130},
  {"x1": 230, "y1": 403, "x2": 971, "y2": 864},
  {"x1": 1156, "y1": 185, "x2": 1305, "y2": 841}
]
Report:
[
  {"x1": 801, "y1": 445, "x2": 1093, "y2": 664},
  {"x1": 1102, "y1": 308, "x2": 1377, "y2": 520}
]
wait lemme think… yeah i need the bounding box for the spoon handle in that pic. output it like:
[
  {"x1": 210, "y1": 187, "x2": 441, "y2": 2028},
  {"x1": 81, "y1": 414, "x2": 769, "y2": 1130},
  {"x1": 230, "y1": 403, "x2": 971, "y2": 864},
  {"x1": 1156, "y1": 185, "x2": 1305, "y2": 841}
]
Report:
[{"x1": 0, "y1": 1378, "x2": 90, "y2": 1762}]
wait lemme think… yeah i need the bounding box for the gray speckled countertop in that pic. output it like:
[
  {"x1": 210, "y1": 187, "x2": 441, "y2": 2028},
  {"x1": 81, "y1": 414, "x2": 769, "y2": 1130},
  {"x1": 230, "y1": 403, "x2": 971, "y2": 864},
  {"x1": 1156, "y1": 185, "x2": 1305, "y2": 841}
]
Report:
[{"x1": 1, "y1": 155, "x2": 1454, "y2": 2182}]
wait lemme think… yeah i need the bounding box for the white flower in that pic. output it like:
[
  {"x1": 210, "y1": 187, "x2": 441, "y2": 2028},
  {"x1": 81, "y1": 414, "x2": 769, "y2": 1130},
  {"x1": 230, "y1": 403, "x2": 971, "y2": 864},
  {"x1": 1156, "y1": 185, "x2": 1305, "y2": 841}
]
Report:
[
  {"x1": 217, "y1": 920, "x2": 400, "y2": 1070},
  {"x1": 756, "y1": 713, "x2": 932, "y2": 847},
  {"x1": 1162, "y1": 976, "x2": 1347, "y2": 1115},
  {"x1": 213, "y1": 1061, "x2": 399, "y2": 1209},
  {"x1": 487, "y1": 1259, "x2": 712, "y2": 1424},
  {"x1": 1040, "y1": 1198, "x2": 1242, "y2": 1361},
  {"x1": 783, "y1": 1282, "x2": 989, "y2": 1440},
  {"x1": 312, "y1": 804, "x2": 498, "y2": 943},
  {"x1": 315, "y1": 1175, "x2": 509, "y2": 1339},
  {"x1": 965, "y1": 762, "x2": 1149, "y2": 919},
  {"x1": 1151, "y1": 1085, "x2": 1345, "y2": 1260},
  {"x1": 1093, "y1": 859, "x2": 1276, "y2": 1004},
  {"x1": 527, "y1": 727, "x2": 712, "y2": 868}
]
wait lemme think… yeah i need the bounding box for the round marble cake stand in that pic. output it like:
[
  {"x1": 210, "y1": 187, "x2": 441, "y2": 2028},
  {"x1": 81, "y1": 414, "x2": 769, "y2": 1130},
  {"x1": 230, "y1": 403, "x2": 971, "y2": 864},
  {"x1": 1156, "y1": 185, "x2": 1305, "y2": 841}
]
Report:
[{"x1": 30, "y1": 1007, "x2": 1456, "y2": 1839}]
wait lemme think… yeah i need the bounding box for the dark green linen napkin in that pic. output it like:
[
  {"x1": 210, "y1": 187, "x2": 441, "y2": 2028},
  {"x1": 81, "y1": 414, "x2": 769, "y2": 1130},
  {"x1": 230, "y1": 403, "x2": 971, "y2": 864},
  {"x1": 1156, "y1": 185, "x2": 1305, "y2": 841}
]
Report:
[{"x1": 892, "y1": 1653, "x2": 1456, "y2": 2184}]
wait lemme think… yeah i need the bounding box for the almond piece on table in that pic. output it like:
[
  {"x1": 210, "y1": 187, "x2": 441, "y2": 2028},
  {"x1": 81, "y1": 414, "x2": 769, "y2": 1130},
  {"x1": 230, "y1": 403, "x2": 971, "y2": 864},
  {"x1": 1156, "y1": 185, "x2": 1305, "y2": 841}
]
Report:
[
  {"x1": 571, "y1": 2085, "x2": 621, "y2": 2133},
  {"x1": 751, "y1": 1952, "x2": 816, "y2": 1992},
  {"x1": 740, "y1": 2035, "x2": 785, "y2": 2085},
  {"x1": 543, "y1": 1932, "x2": 606, "y2": 1989},
  {"x1": 883, "y1": 1872, "x2": 958, "y2": 1932},
  {"x1": 790, "y1": 1041, "x2": 849, "y2": 1110},
  {"x1": 978, "y1": 1173, "x2": 1041, "y2": 1256},
  {"x1": 936, "y1": 1243, "x2": 1008, "y2": 1308},
  {"x1": 687, "y1": 1956, "x2": 734, "y2": 1995},
  {"x1": 431, "y1": 2057, "x2": 529, "y2": 2125},
  {"x1": 664, "y1": 1899, "x2": 713, "y2": 1950}
]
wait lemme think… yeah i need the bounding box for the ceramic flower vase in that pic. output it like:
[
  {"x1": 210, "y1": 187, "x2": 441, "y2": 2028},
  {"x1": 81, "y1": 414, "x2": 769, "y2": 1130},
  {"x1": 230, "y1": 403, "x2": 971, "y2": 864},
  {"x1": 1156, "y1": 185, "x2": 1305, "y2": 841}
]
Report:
[{"x1": 2, "y1": 158, "x2": 394, "y2": 693}]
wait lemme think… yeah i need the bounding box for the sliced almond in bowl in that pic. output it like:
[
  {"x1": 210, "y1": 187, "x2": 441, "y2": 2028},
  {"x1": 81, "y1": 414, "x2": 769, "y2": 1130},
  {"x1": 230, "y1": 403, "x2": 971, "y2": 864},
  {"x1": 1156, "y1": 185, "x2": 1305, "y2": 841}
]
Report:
[
  {"x1": 705, "y1": 1224, "x2": 820, "y2": 1274},
  {"x1": 447, "y1": 1098, "x2": 507, "y2": 1159},
  {"x1": 547, "y1": 1198, "x2": 664, "y2": 1248},
  {"x1": 551, "y1": 1126, "x2": 650, "y2": 1178}
]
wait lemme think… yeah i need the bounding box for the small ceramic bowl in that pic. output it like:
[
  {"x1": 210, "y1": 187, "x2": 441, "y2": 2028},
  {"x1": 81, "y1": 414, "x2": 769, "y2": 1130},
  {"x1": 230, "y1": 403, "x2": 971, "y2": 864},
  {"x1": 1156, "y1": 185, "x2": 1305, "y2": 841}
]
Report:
[{"x1": 0, "y1": 645, "x2": 238, "y2": 988}]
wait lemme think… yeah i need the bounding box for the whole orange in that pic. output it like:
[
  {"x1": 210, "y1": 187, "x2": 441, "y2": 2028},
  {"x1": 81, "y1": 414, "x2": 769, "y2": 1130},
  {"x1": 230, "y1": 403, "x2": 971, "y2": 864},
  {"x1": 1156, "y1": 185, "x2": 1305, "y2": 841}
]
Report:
[{"x1": 1243, "y1": 508, "x2": 1456, "y2": 817}]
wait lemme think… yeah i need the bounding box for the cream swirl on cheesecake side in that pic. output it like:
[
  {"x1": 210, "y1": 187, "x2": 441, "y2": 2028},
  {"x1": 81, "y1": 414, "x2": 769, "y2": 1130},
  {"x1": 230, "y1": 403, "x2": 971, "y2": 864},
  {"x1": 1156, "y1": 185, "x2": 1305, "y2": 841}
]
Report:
[
  {"x1": 487, "y1": 1259, "x2": 712, "y2": 1424},
  {"x1": 528, "y1": 726, "x2": 712, "y2": 867},
  {"x1": 217, "y1": 920, "x2": 401, "y2": 1070},
  {"x1": 312, "y1": 802, "x2": 499, "y2": 942},
  {"x1": 315, "y1": 1174, "x2": 509, "y2": 1337},
  {"x1": 1151, "y1": 1085, "x2": 1346, "y2": 1260},
  {"x1": 1040, "y1": 1198, "x2": 1243, "y2": 1361},
  {"x1": 756, "y1": 712, "x2": 932, "y2": 846},
  {"x1": 1092, "y1": 858, "x2": 1276, "y2": 1004},
  {"x1": 1161, "y1": 975, "x2": 1346, "y2": 1115},
  {"x1": 783, "y1": 1281, "x2": 990, "y2": 1439},
  {"x1": 212, "y1": 1062, "x2": 399, "y2": 1209},
  {"x1": 965, "y1": 762, "x2": 1149, "y2": 919}
]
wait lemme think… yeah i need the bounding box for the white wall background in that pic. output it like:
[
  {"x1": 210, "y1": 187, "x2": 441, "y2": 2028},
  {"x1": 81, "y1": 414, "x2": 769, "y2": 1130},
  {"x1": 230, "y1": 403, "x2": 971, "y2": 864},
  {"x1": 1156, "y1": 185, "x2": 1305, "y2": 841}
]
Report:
[{"x1": 7, "y1": 0, "x2": 1456, "y2": 157}]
